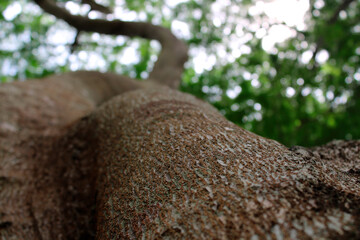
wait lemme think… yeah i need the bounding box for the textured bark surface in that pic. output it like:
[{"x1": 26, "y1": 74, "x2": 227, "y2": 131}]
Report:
[
  {"x1": 1, "y1": 72, "x2": 359, "y2": 239},
  {"x1": 0, "y1": 71, "x2": 143, "y2": 238},
  {"x1": 1, "y1": 0, "x2": 359, "y2": 239},
  {"x1": 91, "y1": 89, "x2": 360, "y2": 239}
]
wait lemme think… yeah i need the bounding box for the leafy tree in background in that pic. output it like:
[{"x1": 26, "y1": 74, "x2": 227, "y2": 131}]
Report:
[
  {"x1": 179, "y1": 0, "x2": 360, "y2": 147},
  {"x1": 1, "y1": 0, "x2": 359, "y2": 146}
]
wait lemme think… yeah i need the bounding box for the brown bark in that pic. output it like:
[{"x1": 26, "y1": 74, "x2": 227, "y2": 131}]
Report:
[
  {"x1": 0, "y1": 0, "x2": 359, "y2": 239},
  {"x1": 1, "y1": 71, "x2": 359, "y2": 239}
]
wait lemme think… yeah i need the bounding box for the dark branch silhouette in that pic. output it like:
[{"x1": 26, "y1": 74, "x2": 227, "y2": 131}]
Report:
[
  {"x1": 310, "y1": 0, "x2": 355, "y2": 68},
  {"x1": 328, "y1": 0, "x2": 355, "y2": 24},
  {"x1": 81, "y1": 0, "x2": 112, "y2": 14},
  {"x1": 34, "y1": 0, "x2": 188, "y2": 89}
]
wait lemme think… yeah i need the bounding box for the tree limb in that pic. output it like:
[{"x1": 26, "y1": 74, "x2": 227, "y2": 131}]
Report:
[
  {"x1": 70, "y1": 29, "x2": 81, "y2": 53},
  {"x1": 309, "y1": 0, "x2": 355, "y2": 68},
  {"x1": 81, "y1": 0, "x2": 112, "y2": 14},
  {"x1": 34, "y1": 0, "x2": 188, "y2": 89},
  {"x1": 328, "y1": 0, "x2": 355, "y2": 24}
]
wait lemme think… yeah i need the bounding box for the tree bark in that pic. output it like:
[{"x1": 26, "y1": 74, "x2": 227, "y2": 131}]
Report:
[
  {"x1": 1, "y1": 71, "x2": 359, "y2": 239},
  {"x1": 0, "y1": 0, "x2": 359, "y2": 239}
]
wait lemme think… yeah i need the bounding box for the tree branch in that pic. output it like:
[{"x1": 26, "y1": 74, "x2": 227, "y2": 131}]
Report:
[
  {"x1": 34, "y1": 0, "x2": 188, "y2": 89},
  {"x1": 81, "y1": 0, "x2": 112, "y2": 14},
  {"x1": 70, "y1": 29, "x2": 81, "y2": 53},
  {"x1": 328, "y1": 0, "x2": 355, "y2": 24},
  {"x1": 309, "y1": 0, "x2": 355, "y2": 68}
]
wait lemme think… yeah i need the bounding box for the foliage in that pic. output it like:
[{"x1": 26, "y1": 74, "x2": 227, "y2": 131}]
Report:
[{"x1": 1, "y1": 0, "x2": 359, "y2": 146}]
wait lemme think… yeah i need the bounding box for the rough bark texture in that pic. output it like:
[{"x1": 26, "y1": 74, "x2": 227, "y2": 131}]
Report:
[
  {"x1": 1, "y1": 72, "x2": 359, "y2": 239},
  {"x1": 90, "y1": 89, "x2": 360, "y2": 239},
  {"x1": 0, "y1": 0, "x2": 359, "y2": 239}
]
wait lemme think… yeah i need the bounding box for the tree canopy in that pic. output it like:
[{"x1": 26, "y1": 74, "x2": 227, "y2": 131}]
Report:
[{"x1": 1, "y1": 0, "x2": 359, "y2": 146}]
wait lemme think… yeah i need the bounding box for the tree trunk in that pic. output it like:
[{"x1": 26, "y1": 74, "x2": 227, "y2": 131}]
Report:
[
  {"x1": 1, "y1": 71, "x2": 359, "y2": 239},
  {"x1": 1, "y1": 0, "x2": 359, "y2": 238}
]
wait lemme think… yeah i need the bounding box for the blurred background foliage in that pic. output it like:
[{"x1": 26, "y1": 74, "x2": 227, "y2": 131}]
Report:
[{"x1": 0, "y1": 0, "x2": 359, "y2": 147}]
